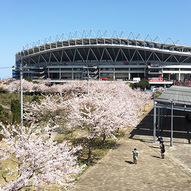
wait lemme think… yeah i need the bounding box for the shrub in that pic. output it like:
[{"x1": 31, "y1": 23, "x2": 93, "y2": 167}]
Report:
[
  {"x1": 25, "y1": 78, "x2": 33, "y2": 82},
  {"x1": 11, "y1": 100, "x2": 21, "y2": 124},
  {"x1": 32, "y1": 95, "x2": 41, "y2": 103},
  {"x1": 129, "y1": 83, "x2": 135, "y2": 89},
  {"x1": 33, "y1": 80, "x2": 39, "y2": 84},
  {"x1": 0, "y1": 87, "x2": 7, "y2": 93},
  {"x1": 134, "y1": 80, "x2": 150, "y2": 90},
  {"x1": 0, "y1": 105, "x2": 12, "y2": 124}
]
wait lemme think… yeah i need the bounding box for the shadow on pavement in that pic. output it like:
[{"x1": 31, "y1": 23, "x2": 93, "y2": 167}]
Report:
[
  {"x1": 125, "y1": 160, "x2": 134, "y2": 164},
  {"x1": 129, "y1": 108, "x2": 191, "y2": 144},
  {"x1": 151, "y1": 155, "x2": 161, "y2": 159}
]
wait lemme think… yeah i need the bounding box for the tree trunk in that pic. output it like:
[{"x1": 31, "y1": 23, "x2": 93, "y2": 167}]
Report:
[
  {"x1": 88, "y1": 138, "x2": 93, "y2": 164},
  {"x1": 103, "y1": 133, "x2": 106, "y2": 145}
]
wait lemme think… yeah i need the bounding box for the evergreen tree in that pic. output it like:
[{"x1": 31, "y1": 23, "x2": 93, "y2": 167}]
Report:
[{"x1": 11, "y1": 100, "x2": 21, "y2": 124}]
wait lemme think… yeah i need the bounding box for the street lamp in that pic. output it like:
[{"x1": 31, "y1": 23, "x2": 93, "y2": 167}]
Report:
[
  {"x1": 153, "y1": 87, "x2": 156, "y2": 101},
  {"x1": 20, "y1": 59, "x2": 23, "y2": 128},
  {"x1": 83, "y1": 66, "x2": 91, "y2": 95},
  {"x1": 83, "y1": 65, "x2": 98, "y2": 94},
  {"x1": 13, "y1": 56, "x2": 24, "y2": 127}
]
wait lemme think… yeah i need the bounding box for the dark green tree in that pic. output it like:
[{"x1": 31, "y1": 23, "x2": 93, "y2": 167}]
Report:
[
  {"x1": 134, "y1": 80, "x2": 150, "y2": 90},
  {"x1": 11, "y1": 100, "x2": 21, "y2": 124},
  {"x1": 0, "y1": 105, "x2": 11, "y2": 124}
]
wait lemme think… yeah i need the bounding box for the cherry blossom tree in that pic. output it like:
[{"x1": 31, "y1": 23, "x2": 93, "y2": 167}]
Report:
[
  {"x1": 0, "y1": 123, "x2": 85, "y2": 191},
  {"x1": 22, "y1": 81, "x2": 152, "y2": 163},
  {"x1": 4, "y1": 79, "x2": 88, "y2": 95},
  {"x1": 66, "y1": 81, "x2": 152, "y2": 162},
  {"x1": 24, "y1": 94, "x2": 78, "y2": 135},
  {"x1": 24, "y1": 95, "x2": 71, "y2": 129}
]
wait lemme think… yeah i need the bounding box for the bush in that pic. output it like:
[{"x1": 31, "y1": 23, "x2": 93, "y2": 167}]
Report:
[
  {"x1": 32, "y1": 95, "x2": 41, "y2": 103},
  {"x1": 152, "y1": 91, "x2": 161, "y2": 99},
  {"x1": 25, "y1": 78, "x2": 33, "y2": 82},
  {"x1": 11, "y1": 100, "x2": 21, "y2": 124},
  {"x1": 33, "y1": 80, "x2": 39, "y2": 84},
  {"x1": 0, "y1": 105, "x2": 3, "y2": 113},
  {"x1": 0, "y1": 87, "x2": 7, "y2": 93},
  {"x1": 129, "y1": 83, "x2": 135, "y2": 89},
  {"x1": 0, "y1": 105, "x2": 12, "y2": 124},
  {"x1": 25, "y1": 78, "x2": 39, "y2": 84},
  {"x1": 134, "y1": 80, "x2": 150, "y2": 90}
]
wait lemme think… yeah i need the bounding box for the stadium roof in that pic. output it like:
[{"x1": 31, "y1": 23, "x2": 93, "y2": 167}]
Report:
[
  {"x1": 156, "y1": 86, "x2": 191, "y2": 110},
  {"x1": 17, "y1": 30, "x2": 191, "y2": 56}
]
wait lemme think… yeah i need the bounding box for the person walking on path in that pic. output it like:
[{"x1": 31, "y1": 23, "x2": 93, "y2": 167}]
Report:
[
  {"x1": 158, "y1": 136, "x2": 164, "y2": 144},
  {"x1": 132, "y1": 148, "x2": 138, "y2": 164},
  {"x1": 160, "y1": 142, "x2": 165, "y2": 159}
]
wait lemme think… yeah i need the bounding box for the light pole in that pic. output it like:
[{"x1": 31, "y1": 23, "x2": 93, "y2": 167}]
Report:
[
  {"x1": 20, "y1": 59, "x2": 23, "y2": 128},
  {"x1": 87, "y1": 69, "x2": 90, "y2": 95},
  {"x1": 83, "y1": 65, "x2": 98, "y2": 95},
  {"x1": 12, "y1": 61, "x2": 23, "y2": 127},
  {"x1": 83, "y1": 66, "x2": 90, "y2": 95}
]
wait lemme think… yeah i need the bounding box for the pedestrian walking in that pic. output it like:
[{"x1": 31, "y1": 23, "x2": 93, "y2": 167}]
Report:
[
  {"x1": 132, "y1": 148, "x2": 138, "y2": 164},
  {"x1": 158, "y1": 136, "x2": 164, "y2": 144},
  {"x1": 160, "y1": 142, "x2": 165, "y2": 159}
]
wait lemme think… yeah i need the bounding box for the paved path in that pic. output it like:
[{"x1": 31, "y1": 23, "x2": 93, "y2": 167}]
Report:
[{"x1": 71, "y1": 130, "x2": 191, "y2": 191}]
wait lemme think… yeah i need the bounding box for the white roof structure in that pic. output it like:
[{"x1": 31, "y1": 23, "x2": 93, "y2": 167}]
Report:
[
  {"x1": 156, "y1": 86, "x2": 191, "y2": 107},
  {"x1": 154, "y1": 86, "x2": 191, "y2": 146}
]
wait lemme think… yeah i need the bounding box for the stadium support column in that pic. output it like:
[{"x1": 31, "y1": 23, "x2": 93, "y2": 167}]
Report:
[
  {"x1": 170, "y1": 100, "x2": 174, "y2": 146},
  {"x1": 178, "y1": 69, "x2": 180, "y2": 81},
  {"x1": 48, "y1": 68, "x2": 50, "y2": 79},
  {"x1": 99, "y1": 68, "x2": 101, "y2": 80},
  {"x1": 113, "y1": 68, "x2": 115, "y2": 80},
  {"x1": 128, "y1": 68, "x2": 130, "y2": 80},
  {"x1": 144, "y1": 68, "x2": 146, "y2": 79},
  {"x1": 158, "y1": 107, "x2": 160, "y2": 135},
  {"x1": 153, "y1": 101, "x2": 157, "y2": 143},
  {"x1": 72, "y1": 67, "x2": 74, "y2": 80},
  {"x1": 59, "y1": 68, "x2": 61, "y2": 80}
]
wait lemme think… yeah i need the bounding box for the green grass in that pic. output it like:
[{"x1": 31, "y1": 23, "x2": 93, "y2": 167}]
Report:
[
  {"x1": 0, "y1": 158, "x2": 18, "y2": 185},
  {"x1": 55, "y1": 128, "x2": 126, "y2": 165},
  {"x1": 0, "y1": 92, "x2": 41, "y2": 108}
]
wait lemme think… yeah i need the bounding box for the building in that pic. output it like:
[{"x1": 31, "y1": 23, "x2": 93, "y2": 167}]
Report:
[{"x1": 13, "y1": 30, "x2": 191, "y2": 82}]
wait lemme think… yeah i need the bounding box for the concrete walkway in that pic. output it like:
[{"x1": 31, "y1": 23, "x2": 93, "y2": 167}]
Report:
[{"x1": 71, "y1": 126, "x2": 191, "y2": 191}]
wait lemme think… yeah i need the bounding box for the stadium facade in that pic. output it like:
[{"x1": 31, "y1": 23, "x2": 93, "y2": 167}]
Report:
[{"x1": 13, "y1": 30, "x2": 191, "y2": 82}]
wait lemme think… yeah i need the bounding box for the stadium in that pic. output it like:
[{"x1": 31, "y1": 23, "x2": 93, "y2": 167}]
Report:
[{"x1": 13, "y1": 30, "x2": 191, "y2": 84}]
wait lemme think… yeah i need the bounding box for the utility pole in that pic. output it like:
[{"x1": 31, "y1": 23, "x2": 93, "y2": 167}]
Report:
[
  {"x1": 20, "y1": 57, "x2": 23, "y2": 128},
  {"x1": 87, "y1": 69, "x2": 90, "y2": 95},
  {"x1": 83, "y1": 65, "x2": 98, "y2": 95}
]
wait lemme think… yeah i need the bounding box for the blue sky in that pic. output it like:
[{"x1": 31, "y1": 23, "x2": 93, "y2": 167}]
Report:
[{"x1": 0, "y1": 0, "x2": 191, "y2": 78}]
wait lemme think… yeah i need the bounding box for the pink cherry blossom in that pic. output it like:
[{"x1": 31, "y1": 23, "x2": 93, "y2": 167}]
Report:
[{"x1": 0, "y1": 123, "x2": 85, "y2": 190}]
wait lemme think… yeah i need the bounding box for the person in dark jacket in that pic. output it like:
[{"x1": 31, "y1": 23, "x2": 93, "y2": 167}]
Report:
[
  {"x1": 158, "y1": 136, "x2": 164, "y2": 144},
  {"x1": 160, "y1": 142, "x2": 165, "y2": 159}
]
